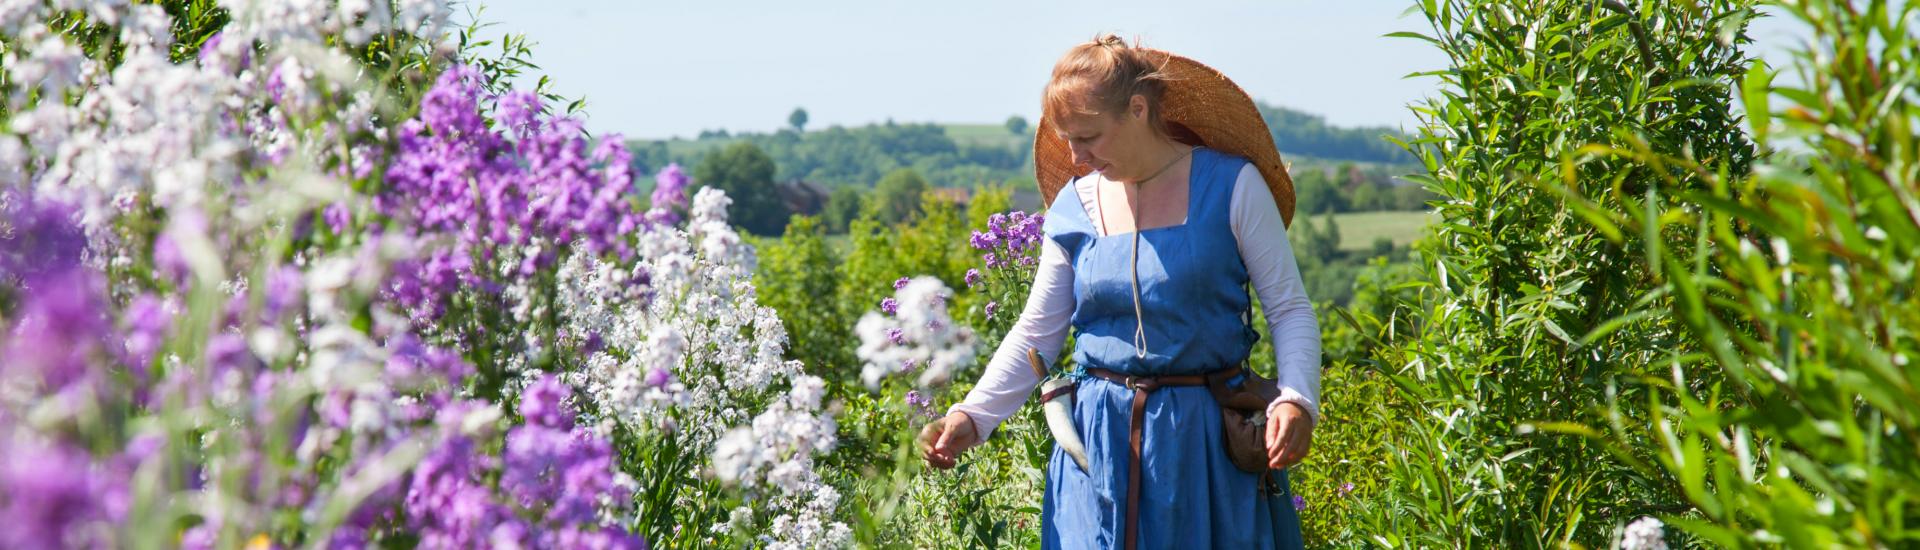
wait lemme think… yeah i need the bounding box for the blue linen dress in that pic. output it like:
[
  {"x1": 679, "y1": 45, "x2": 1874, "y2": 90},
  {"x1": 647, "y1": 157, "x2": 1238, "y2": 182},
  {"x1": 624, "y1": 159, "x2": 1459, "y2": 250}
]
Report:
[{"x1": 1040, "y1": 147, "x2": 1306, "y2": 549}]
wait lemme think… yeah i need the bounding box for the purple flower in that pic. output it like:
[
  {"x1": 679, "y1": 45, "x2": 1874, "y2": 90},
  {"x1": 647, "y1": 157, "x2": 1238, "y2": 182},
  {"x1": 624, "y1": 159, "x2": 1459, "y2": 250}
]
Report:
[
  {"x1": 1001, "y1": 211, "x2": 1046, "y2": 254},
  {"x1": 583, "y1": 331, "x2": 606, "y2": 355},
  {"x1": 651, "y1": 163, "x2": 690, "y2": 219},
  {"x1": 150, "y1": 233, "x2": 187, "y2": 283},
  {"x1": 3, "y1": 272, "x2": 110, "y2": 395},
  {"x1": 519, "y1": 374, "x2": 574, "y2": 429},
  {"x1": 385, "y1": 333, "x2": 474, "y2": 386},
  {"x1": 120, "y1": 294, "x2": 173, "y2": 382},
  {"x1": 547, "y1": 527, "x2": 646, "y2": 549},
  {"x1": 151, "y1": 209, "x2": 209, "y2": 285},
  {"x1": 407, "y1": 435, "x2": 507, "y2": 549},
  {"x1": 893, "y1": 276, "x2": 910, "y2": 290},
  {"x1": 885, "y1": 327, "x2": 905, "y2": 346},
  {"x1": 501, "y1": 419, "x2": 630, "y2": 531},
  {"x1": 0, "y1": 192, "x2": 87, "y2": 284},
  {"x1": 984, "y1": 301, "x2": 1000, "y2": 318},
  {"x1": 196, "y1": 31, "x2": 223, "y2": 64},
  {"x1": 879, "y1": 297, "x2": 899, "y2": 316},
  {"x1": 970, "y1": 210, "x2": 1047, "y2": 264},
  {"x1": 645, "y1": 366, "x2": 674, "y2": 388},
  {"x1": 205, "y1": 333, "x2": 258, "y2": 375},
  {"x1": 263, "y1": 265, "x2": 304, "y2": 321},
  {"x1": 1292, "y1": 494, "x2": 1307, "y2": 512},
  {"x1": 904, "y1": 390, "x2": 939, "y2": 418},
  {"x1": 324, "y1": 202, "x2": 351, "y2": 235},
  {"x1": 384, "y1": 248, "x2": 476, "y2": 319},
  {"x1": 265, "y1": 62, "x2": 290, "y2": 103},
  {"x1": 0, "y1": 440, "x2": 117, "y2": 550},
  {"x1": 1339, "y1": 482, "x2": 1354, "y2": 496},
  {"x1": 968, "y1": 230, "x2": 996, "y2": 251},
  {"x1": 180, "y1": 522, "x2": 217, "y2": 550},
  {"x1": 964, "y1": 268, "x2": 981, "y2": 288},
  {"x1": 495, "y1": 90, "x2": 540, "y2": 132},
  {"x1": 380, "y1": 66, "x2": 641, "y2": 315}
]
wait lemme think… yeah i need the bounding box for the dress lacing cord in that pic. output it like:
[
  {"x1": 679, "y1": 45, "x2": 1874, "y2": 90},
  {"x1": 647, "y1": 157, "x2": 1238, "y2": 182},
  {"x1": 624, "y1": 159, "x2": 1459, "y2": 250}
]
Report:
[
  {"x1": 1096, "y1": 146, "x2": 1194, "y2": 360},
  {"x1": 1129, "y1": 192, "x2": 1148, "y2": 358}
]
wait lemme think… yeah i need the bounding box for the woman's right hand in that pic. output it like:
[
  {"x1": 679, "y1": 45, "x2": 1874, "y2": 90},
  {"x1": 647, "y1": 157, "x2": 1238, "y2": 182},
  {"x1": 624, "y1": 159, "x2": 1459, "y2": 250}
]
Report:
[{"x1": 917, "y1": 411, "x2": 981, "y2": 469}]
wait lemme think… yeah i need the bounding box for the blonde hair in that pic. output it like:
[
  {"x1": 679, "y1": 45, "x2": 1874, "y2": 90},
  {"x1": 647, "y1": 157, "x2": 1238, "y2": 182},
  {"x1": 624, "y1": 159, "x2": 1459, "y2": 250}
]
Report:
[{"x1": 1042, "y1": 34, "x2": 1173, "y2": 135}]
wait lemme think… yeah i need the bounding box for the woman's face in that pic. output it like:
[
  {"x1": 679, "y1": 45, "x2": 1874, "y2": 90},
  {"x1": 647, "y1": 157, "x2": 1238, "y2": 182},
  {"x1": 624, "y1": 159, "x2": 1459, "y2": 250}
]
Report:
[{"x1": 1054, "y1": 94, "x2": 1157, "y2": 182}]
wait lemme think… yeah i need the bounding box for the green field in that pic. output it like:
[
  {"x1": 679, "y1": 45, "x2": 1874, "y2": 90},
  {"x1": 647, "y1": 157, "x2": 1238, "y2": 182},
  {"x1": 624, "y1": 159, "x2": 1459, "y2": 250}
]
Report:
[
  {"x1": 1320, "y1": 210, "x2": 1436, "y2": 252},
  {"x1": 940, "y1": 123, "x2": 1030, "y2": 148}
]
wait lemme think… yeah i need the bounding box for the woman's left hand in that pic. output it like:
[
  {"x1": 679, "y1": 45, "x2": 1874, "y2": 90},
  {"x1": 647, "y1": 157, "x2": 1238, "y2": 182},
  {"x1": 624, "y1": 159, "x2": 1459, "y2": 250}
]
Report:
[{"x1": 1265, "y1": 402, "x2": 1314, "y2": 469}]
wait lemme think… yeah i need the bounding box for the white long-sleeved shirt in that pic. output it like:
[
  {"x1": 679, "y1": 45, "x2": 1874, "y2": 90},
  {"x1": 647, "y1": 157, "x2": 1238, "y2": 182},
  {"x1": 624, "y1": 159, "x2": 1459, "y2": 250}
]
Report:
[{"x1": 950, "y1": 164, "x2": 1323, "y2": 438}]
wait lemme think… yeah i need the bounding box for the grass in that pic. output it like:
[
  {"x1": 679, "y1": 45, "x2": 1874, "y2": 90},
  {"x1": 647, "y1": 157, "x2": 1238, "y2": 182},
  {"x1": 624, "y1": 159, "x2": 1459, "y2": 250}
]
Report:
[
  {"x1": 941, "y1": 124, "x2": 1028, "y2": 148},
  {"x1": 1318, "y1": 210, "x2": 1436, "y2": 252}
]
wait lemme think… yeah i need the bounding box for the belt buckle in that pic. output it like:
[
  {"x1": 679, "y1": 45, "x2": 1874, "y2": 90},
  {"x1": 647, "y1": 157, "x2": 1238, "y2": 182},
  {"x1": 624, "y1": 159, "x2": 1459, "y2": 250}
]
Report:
[{"x1": 1123, "y1": 375, "x2": 1140, "y2": 390}]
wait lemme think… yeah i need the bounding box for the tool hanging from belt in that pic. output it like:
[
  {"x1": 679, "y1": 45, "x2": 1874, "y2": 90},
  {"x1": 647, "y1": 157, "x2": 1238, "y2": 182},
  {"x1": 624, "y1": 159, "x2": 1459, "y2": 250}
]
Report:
[{"x1": 1031, "y1": 349, "x2": 1091, "y2": 472}]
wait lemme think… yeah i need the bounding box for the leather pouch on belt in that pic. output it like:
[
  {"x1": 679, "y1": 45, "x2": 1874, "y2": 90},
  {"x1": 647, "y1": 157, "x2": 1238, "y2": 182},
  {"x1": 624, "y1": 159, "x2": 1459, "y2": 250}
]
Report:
[{"x1": 1206, "y1": 365, "x2": 1282, "y2": 474}]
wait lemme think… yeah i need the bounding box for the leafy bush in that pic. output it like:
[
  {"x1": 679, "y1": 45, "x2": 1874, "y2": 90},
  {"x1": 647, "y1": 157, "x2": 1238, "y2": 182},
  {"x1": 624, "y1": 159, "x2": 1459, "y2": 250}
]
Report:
[{"x1": 1326, "y1": 0, "x2": 1918, "y2": 546}]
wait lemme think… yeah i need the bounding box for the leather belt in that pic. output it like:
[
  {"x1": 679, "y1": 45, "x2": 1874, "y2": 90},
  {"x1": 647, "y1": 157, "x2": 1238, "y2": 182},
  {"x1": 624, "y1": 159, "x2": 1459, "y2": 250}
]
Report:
[{"x1": 1085, "y1": 366, "x2": 1243, "y2": 550}]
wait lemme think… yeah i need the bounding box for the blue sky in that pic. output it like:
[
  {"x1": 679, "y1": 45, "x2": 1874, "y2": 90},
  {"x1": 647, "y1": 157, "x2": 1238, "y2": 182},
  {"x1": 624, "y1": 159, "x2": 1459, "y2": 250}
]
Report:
[{"x1": 470, "y1": 1, "x2": 1806, "y2": 141}]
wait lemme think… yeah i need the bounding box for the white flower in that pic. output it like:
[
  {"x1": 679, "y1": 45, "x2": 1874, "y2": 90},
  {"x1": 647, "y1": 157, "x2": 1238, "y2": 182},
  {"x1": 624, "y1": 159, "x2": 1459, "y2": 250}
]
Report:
[
  {"x1": 711, "y1": 427, "x2": 756, "y2": 484},
  {"x1": 8, "y1": 102, "x2": 76, "y2": 151},
  {"x1": 0, "y1": 135, "x2": 23, "y2": 187},
  {"x1": 642, "y1": 327, "x2": 689, "y2": 372},
  {"x1": 216, "y1": 0, "x2": 331, "y2": 45},
  {"x1": 1619, "y1": 516, "x2": 1667, "y2": 550},
  {"x1": 7, "y1": 34, "x2": 87, "y2": 97},
  {"x1": 788, "y1": 375, "x2": 826, "y2": 411},
  {"x1": 690, "y1": 186, "x2": 732, "y2": 225},
  {"x1": 855, "y1": 276, "x2": 978, "y2": 389},
  {"x1": 545, "y1": 188, "x2": 841, "y2": 542},
  {"x1": 0, "y1": 0, "x2": 45, "y2": 35},
  {"x1": 117, "y1": 4, "x2": 173, "y2": 53},
  {"x1": 394, "y1": 0, "x2": 452, "y2": 38},
  {"x1": 268, "y1": 56, "x2": 317, "y2": 114},
  {"x1": 306, "y1": 324, "x2": 386, "y2": 391}
]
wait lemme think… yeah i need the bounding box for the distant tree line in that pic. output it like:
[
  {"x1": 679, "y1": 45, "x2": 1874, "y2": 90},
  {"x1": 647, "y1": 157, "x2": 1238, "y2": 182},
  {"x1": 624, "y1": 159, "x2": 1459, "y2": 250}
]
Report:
[
  {"x1": 1291, "y1": 163, "x2": 1436, "y2": 215},
  {"x1": 630, "y1": 121, "x2": 1032, "y2": 193},
  {"x1": 628, "y1": 106, "x2": 1434, "y2": 238},
  {"x1": 1256, "y1": 102, "x2": 1414, "y2": 164}
]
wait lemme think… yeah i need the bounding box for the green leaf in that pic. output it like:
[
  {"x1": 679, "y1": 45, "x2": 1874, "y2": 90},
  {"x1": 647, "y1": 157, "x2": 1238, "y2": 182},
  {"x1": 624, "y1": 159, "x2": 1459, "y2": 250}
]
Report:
[
  {"x1": 1742, "y1": 60, "x2": 1773, "y2": 141},
  {"x1": 1383, "y1": 31, "x2": 1441, "y2": 46}
]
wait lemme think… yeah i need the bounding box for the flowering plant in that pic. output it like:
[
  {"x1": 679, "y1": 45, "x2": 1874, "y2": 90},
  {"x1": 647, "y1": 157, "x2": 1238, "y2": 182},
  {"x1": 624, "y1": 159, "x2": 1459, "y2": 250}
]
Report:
[
  {"x1": 0, "y1": 2, "x2": 841, "y2": 548},
  {"x1": 963, "y1": 210, "x2": 1044, "y2": 340}
]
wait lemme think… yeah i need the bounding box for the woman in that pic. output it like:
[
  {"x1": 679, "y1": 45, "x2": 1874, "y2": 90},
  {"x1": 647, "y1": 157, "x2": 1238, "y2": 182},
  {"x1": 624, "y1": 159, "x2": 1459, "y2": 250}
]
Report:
[{"x1": 916, "y1": 35, "x2": 1322, "y2": 549}]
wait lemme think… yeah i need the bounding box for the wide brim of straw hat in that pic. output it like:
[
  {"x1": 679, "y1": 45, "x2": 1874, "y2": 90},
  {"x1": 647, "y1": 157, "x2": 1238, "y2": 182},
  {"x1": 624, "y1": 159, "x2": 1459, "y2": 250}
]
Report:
[{"x1": 1033, "y1": 49, "x2": 1296, "y2": 228}]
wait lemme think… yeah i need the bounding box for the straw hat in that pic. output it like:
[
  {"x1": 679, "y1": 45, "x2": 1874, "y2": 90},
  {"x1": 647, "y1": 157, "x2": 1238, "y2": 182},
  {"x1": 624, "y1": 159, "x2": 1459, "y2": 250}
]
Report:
[{"x1": 1034, "y1": 48, "x2": 1296, "y2": 228}]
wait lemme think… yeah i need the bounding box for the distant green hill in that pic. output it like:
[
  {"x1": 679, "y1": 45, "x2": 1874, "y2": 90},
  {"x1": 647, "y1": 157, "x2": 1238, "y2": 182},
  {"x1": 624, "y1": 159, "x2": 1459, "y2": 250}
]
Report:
[
  {"x1": 626, "y1": 105, "x2": 1417, "y2": 191},
  {"x1": 628, "y1": 122, "x2": 1033, "y2": 191},
  {"x1": 1258, "y1": 102, "x2": 1414, "y2": 164}
]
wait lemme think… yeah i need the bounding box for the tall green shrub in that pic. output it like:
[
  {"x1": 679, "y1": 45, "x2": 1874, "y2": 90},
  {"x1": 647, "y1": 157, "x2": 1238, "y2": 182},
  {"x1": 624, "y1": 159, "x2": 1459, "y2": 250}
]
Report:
[
  {"x1": 1553, "y1": 0, "x2": 1920, "y2": 545},
  {"x1": 1338, "y1": 0, "x2": 1762, "y2": 545}
]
